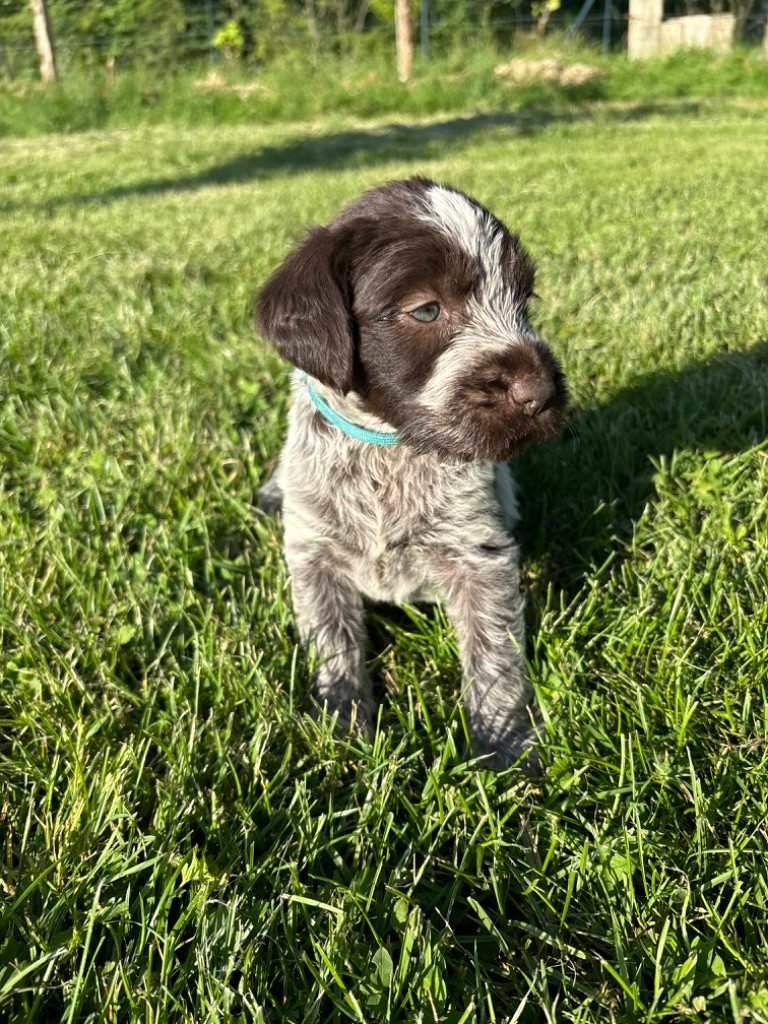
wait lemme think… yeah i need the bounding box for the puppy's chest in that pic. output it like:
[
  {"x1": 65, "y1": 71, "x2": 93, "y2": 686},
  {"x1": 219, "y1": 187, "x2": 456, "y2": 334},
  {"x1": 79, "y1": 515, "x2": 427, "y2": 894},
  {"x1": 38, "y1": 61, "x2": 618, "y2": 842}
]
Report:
[
  {"x1": 324, "y1": 459, "x2": 436, "y2": 550},
  {"x1": 352, "y1": 480, "x2": 438, "y2": 602},
  {"x1": 308, "y1": 453, "x2": 452, "y2": 599},
  {"x1": 289, "y1": 422, "x2": 498, "y2": 600}
]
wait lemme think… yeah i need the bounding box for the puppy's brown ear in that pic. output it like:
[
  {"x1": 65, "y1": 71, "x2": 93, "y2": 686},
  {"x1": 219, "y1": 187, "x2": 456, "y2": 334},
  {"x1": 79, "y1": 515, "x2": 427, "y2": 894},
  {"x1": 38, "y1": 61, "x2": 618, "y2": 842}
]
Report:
[{"x1": 256, "y1": 226, "x2": 354, "y2": 394}]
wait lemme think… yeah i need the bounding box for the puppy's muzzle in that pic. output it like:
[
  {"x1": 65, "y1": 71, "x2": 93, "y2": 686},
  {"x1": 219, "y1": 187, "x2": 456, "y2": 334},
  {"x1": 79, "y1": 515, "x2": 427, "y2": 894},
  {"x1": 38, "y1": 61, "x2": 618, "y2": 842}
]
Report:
[
  {"x1": 471, "y1": 374, "x2": 557, "y2": 416},
  {"x1": 469, "y1": 351, "x2": 563, "y2": 416},
  {"x1": 510, "y1": 375, "x2": 557, "y2": 416}
]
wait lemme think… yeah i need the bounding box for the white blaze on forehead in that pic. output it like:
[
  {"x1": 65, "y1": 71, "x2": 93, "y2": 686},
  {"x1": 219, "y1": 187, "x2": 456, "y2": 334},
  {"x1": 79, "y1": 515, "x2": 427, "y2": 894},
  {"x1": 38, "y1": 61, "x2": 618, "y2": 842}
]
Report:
[
  {"x1": 419, "y1": 185, "x2": 492, "y2": 256},
  {"x1": 414, "y1": 185, "x2": 538, "y2": 415},
  {"x1": 417, "y1": 184, "x2": 509, "y2": 308}
]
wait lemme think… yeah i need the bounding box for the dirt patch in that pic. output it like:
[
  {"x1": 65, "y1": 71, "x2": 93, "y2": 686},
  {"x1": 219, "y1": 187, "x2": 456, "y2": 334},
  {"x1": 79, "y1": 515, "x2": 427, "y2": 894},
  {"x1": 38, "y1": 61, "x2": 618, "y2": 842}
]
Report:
[
  {"x1": 494, "y1": 57, "x2": 601, "y2": 86},
  {"x1": 194, "y1": 70, "x2": 268, "y2": 100}
]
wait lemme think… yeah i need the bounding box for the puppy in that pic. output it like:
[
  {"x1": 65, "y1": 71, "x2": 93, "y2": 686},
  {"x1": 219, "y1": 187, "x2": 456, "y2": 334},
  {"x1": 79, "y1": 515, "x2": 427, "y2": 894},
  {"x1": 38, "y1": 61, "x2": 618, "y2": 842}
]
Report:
[{"x1": 256, "y1": 177, "x2": 567, "y2": 770}]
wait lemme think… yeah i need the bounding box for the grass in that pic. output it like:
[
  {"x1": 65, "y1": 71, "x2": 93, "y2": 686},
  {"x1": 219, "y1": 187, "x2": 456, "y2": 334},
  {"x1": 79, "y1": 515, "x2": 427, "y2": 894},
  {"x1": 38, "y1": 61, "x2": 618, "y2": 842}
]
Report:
[
  {"x1": 1, "y1": 43, "x2": 768, "y2": 138},
  {"x1": 1, "y1": 61, "x2": 768, "y2": 1022}
]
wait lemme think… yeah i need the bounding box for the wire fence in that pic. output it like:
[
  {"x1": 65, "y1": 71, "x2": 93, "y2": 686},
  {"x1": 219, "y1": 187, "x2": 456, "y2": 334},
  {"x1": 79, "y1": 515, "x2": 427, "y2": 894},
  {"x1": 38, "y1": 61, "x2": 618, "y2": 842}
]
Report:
[
  {"x1": 0, "y1": 17, "x2": 591, "y2": 79},
  {"x1": 1, "y1": 0, "x2": 766, "y2": 79}
]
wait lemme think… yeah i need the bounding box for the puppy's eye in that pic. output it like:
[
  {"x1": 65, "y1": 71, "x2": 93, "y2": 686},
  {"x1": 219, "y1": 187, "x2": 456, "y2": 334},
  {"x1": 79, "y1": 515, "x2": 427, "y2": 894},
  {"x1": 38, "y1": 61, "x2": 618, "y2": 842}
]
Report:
[{"x1": 409, "y1": 302, "x2": 441, "y2": 323}]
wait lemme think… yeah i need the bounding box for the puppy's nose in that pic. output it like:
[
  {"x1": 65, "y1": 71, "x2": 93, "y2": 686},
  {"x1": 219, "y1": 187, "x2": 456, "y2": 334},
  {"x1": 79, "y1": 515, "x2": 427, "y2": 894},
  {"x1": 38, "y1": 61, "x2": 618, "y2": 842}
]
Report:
[{"x1": 510, "y1": 376, "x2": 556, "y2": 416}]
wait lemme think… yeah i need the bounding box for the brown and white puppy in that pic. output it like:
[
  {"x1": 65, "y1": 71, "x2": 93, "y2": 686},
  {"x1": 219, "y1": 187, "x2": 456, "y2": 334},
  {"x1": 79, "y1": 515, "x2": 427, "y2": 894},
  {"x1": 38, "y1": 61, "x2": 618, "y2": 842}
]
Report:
[{"x1": 257, "y1": 177, "x2": 567, "y2": 771}]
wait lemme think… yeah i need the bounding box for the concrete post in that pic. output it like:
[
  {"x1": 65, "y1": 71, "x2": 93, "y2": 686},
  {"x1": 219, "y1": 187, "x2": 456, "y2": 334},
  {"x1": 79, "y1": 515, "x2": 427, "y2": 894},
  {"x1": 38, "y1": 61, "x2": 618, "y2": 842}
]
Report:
[{"x1": 628, "y1": 0, "x2": 664, "y2": 57}]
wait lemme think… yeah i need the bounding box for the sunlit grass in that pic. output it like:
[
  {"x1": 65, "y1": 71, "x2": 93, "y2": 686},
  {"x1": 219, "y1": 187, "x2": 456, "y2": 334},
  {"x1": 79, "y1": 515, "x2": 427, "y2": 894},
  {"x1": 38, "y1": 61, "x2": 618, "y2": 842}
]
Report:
[
  {"x1": 1, "y1": 85, "x2": 768, "y2": 1022},
  {"x1": 1, "y1": 44, "x2": 767, "y2": 137}
]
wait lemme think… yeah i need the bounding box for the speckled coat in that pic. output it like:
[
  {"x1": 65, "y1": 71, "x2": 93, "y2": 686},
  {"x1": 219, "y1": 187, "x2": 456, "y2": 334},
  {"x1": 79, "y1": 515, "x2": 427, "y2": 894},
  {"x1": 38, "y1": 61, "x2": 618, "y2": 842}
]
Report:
[{"x1": 257, "y1": 177, "x2": 567, "y2": 770}]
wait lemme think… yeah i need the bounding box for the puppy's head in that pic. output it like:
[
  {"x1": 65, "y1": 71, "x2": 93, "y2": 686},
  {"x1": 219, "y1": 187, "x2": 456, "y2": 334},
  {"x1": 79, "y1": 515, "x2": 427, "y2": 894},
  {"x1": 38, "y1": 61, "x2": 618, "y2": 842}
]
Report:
[{"x1": 256, "y1": 177, "x2": 567, "y2": 462}]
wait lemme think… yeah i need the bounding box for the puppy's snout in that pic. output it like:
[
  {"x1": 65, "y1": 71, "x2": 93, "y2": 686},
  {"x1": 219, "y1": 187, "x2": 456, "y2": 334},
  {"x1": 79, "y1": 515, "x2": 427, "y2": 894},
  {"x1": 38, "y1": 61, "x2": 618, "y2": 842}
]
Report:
[
  {"x1": 509, "y1": 376, "x2": 556, "y2": 416},
  {"x1": 473, "y1": 371, "x2": 556, "y2": 416}
]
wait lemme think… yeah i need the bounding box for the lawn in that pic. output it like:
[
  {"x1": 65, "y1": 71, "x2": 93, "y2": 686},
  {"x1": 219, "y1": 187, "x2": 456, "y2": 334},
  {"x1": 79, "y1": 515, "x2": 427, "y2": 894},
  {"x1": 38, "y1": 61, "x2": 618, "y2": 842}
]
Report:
[{"x1": 1, "y1": 73, "x2": 768, "y2": 1022}]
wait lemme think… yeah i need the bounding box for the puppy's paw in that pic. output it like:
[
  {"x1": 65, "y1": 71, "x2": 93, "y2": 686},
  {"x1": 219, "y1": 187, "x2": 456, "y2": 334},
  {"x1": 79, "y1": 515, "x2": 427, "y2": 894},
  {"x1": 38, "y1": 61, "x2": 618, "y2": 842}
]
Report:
[
  {"x1": 308, "y1": 689, "x2": 376, "y2": 738},
  {"x1": 470, "y1": 722, "x2": 541, "y2": 775}
]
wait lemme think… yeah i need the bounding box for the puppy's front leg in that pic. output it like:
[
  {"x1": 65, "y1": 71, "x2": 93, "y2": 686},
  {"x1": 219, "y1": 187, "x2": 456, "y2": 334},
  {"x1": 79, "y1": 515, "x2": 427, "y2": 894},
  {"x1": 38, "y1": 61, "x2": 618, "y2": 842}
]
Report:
[
  {"x1": 257, "y1": 471, "x2": 283, "y2": 515},
  {"x1": 427, "y1": 540, "x2": 539, "y2": 772},
  {"x1": 285, "y1": 540, "x2": 374, "y2": 734}
]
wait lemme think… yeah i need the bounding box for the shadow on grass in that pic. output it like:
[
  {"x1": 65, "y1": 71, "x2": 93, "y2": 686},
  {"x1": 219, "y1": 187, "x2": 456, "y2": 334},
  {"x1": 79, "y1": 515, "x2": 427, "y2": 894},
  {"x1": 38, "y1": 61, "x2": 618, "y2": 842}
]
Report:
[
  {"x1": 242, "y1": 341, "x2": 767, "y2": 687},
  {"x1": 33, "y1": 100, "x2": 703, "y2": 212},
  {"x1": 516, "y1": 339, "x2": 768, "y2": 598}
]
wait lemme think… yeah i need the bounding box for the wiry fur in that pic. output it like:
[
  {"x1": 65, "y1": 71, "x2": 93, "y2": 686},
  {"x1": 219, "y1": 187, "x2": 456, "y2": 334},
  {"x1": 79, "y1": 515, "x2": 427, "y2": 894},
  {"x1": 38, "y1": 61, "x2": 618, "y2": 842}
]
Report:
[{"x1": 256, "y1": 177, "x2": 567, "y2": 771}]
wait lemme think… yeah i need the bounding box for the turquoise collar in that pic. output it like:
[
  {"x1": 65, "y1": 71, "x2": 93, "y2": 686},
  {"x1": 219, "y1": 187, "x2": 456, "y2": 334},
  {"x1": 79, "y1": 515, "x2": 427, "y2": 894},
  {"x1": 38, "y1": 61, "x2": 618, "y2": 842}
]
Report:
[{"x1": 301, "y1": 375, "x2": 401, "y2": 447}]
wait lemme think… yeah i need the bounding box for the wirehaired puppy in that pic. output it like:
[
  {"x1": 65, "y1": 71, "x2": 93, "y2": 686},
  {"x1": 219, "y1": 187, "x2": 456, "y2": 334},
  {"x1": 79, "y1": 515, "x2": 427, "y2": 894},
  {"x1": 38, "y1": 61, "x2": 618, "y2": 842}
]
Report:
[{"x1": 256, "y1": 177, "x2": 567, "y2": 770}]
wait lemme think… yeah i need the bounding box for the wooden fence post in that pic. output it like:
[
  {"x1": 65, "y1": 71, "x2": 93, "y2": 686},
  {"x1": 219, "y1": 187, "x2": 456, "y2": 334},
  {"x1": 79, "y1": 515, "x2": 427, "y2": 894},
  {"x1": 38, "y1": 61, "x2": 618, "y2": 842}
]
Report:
[
  {"x1": 29, "y1": 0, "x2": 57, "y2": 84},
  {"x1": 395, "y1": 0, "x2": 413, "y2": 82}
]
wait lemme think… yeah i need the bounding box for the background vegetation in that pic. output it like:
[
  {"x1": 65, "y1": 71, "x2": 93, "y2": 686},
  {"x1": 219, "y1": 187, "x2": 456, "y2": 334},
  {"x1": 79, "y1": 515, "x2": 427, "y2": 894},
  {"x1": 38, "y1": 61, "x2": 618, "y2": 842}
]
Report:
[
  {"x1": 3, "y1": 0, "x2": 768, "y2": 77},
  {"x1": 1, "y1": 16, "x2": 768, "y2": 1024},
  {"x1": 1, "y1": 40, "x2": 768, "y2": 138}
]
